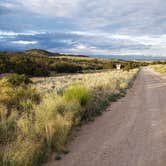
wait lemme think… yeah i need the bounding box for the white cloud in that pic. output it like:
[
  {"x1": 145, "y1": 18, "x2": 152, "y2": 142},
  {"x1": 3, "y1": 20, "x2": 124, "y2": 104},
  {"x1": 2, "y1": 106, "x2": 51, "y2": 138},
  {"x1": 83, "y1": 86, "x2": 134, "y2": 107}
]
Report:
[
  {"x1": 66, "y1": 31, "x2": 166, "y2": 57},
  {"x1": 1, "y1": 0, "x2": 166, "y2": 57},
  {"x1": 2, "y1": 0, "x2": 166, "y2": 35},
  {"x1": 111, "y1": 34, "x2": 166, "y2": 46},
  {"x1": 15, "y1": 0, "x2": 82, "y2": 17},
  {"x1": 0, "y1": 30, "x2": 46, "y2": 36},
  {"x1": 75, "y1": 43, "x2": 88, "y2": 50},
  {"x1": 69, "y1": 45, "x2": 166, "y2": 57},
  {"x1": 68, "y1": 43, "x2": 98, "y2": 53},
  {"x1": 71, "y1": 30, "x2": 166, "y2": 47},
  {"x1": 11, "y1": 40, "x2": 38, "y2": 45},
  {"x1": 0, "y1": 1, "x2": 19, "y2": 9}
]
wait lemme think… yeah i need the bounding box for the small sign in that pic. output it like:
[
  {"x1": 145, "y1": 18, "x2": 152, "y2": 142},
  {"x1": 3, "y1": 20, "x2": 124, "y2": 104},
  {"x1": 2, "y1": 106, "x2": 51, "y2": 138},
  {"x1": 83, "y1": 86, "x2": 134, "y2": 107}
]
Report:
[{"x1": 116, "y1": 64, "x2": 121, "y2": 70}]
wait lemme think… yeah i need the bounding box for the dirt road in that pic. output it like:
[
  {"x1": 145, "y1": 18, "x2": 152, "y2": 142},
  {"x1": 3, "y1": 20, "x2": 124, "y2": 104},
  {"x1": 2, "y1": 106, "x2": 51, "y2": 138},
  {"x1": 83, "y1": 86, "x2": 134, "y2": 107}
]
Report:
[{"x1": 45, "y1": 68, "x2": 166, "y2": 166}]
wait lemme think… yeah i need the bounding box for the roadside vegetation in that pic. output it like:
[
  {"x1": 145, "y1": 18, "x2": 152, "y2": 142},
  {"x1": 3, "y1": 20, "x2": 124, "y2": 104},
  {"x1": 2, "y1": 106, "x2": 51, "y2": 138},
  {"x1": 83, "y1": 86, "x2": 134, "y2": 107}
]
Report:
[
  {"x1": 0, "y1": 67, "x2": 138, "y2": 166},
  {"x1": 151, "y1": 64, "x2": 166, "y2": 74}
]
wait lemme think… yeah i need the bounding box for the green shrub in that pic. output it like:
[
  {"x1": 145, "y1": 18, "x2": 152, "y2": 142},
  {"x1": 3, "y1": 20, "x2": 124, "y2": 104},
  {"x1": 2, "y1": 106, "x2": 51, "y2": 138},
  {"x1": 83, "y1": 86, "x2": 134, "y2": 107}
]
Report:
[
  {"x1": 6, "y1": 74, "x2": 32, "y2": 86},
  {"x1": 0, "y1": 86, "x2": 40, "y2": 111},
  {"x1": 63, "y1": 85, "x2": 91, "y2": 107},
  {"x1": 0, "y1": 77, "x2": 40, "y2": 111},
  {"x1": 51, "y1": 62, "x2": 82, "y2": 73}
]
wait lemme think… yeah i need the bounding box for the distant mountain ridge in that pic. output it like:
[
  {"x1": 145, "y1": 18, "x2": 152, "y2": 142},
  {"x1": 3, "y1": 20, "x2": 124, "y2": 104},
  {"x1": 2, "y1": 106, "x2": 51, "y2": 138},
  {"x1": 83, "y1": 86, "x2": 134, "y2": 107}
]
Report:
[
  {"x1": 0, "y1": 49, "x2": 90, "y2": 58},
  {"x1": 1, "y1": 49, "x2": 166, "y2": 60},
  {"x1": 24, "y1": 49, "x2": 89, "y2": 58},
  {"x1": 24, "y1": 49, "x2": 56, "y2": 57}
]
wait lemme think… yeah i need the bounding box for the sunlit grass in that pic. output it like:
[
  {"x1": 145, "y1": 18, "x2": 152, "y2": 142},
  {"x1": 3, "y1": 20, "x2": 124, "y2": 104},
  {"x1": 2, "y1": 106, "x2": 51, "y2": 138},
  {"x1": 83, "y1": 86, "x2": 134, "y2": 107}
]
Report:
[
  {"x1": 33, "y1": 69, "x2": 138, "y2": 93},
  {"x1": 151, "y1": 64, "x2": 166, "y2": 74},
  {"x1": 0, "y1": 69, "x2": 139, "y2": 166},
  {"x1": 63, "y1": 85, "x2": 91, "y2": 106}
]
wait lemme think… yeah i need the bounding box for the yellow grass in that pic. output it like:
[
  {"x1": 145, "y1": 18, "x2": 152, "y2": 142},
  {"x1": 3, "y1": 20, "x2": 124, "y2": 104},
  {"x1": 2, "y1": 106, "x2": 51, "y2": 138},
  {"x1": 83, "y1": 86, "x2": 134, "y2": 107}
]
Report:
[
  {"x1": 151, "y1": 64, "x2": 166, "y2": 74},
  {"x1": 0, "y1": 69, "x2": 139, "y2": 166},
  {"x1": 33, "y1": 69, "x2": 138, "y2": 93}
]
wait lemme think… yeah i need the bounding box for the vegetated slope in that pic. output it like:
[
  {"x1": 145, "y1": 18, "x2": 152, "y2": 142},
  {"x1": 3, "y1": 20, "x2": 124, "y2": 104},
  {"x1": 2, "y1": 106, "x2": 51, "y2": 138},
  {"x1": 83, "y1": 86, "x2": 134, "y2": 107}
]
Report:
[
  {"x1": 45, "y1": 68, "x2": 166, "y2": 166},
  {"x1": 24, "y1": 49, "x2": 89, "y2": 58},
  {"x1": 0, "y1": 49, "x2": 149, "y2": 76},
  {"x1": 24, "y1": 49, "x2": 57, "y2": 57}
]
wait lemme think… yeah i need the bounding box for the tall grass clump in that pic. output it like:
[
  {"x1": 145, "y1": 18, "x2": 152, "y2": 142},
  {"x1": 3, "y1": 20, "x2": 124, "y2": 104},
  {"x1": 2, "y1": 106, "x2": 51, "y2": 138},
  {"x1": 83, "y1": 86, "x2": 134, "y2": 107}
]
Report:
[
  {"x1": 34, "y1": 93, "x2": 71, "y2": 150},
  {"x1": 0, "y1": 82, "x2": 84, "y2": 166},
  {"x1": 0, "y1": 74, "x2": 43, "y2": 166},
  {"x1": 0, "y1": 105, "x2": 17, "y2": 143},
  {"x1": 0, "y1": 74, "x2": 40, "y2": 111},
  {"x1": 63, "y1": 84, "x2": 91, "y2": 107},
  {"x1": 0, "y1": 94, "x2": 72, "y2": 166},
  {"x1": 2, "y1": 139, "x2": 45, "y2": 166}
]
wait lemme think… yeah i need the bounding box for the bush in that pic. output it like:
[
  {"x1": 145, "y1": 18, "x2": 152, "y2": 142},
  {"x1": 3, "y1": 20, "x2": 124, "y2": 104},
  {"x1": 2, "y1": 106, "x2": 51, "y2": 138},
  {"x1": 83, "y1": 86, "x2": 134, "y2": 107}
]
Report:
[
  {"x1": 0, "y1": 85, "x2": 40, "y2": 111},
  {"x1": 52, "y1": 62, "x2": 82, "y2": 73},
  {"x1": 6, "y1": 74, "x2": 32, "y2": 86},
  {"x1": 0, "y1": 76, "x2": 40, "y2": 111},
  {"x1": 63, "y1": 85, "x2": 91, "y2": 107}
]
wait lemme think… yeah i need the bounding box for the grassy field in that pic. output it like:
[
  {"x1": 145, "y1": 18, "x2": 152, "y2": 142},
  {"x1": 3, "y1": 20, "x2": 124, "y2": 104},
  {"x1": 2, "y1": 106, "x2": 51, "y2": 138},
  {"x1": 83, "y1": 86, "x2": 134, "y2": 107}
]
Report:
[
  {"x1": 33, "y1": 69, "x2": 138, "y2": 93},
  {"x1": 151, "y1": 64, "x2": 166, "y2": 74},
  {"x1": 0, "y1": 68, "x2": 138, "y2": 166}
]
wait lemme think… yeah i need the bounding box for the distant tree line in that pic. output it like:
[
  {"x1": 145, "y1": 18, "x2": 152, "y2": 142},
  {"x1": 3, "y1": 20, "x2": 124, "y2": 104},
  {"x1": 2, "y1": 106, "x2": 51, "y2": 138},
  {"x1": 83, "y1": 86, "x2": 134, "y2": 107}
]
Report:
[
  {"x1": 0, "y1": 52, "x2": 49, "y2": 76},
  {"x1": 0, "y1": 50, "x2": 155, "y2": 76}
]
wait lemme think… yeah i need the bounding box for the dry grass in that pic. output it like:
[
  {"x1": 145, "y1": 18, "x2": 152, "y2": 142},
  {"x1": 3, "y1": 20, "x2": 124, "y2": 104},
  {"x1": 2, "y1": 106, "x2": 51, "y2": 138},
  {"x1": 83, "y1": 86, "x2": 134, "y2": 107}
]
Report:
[
  {"x1": 151, "y1": 64, "x2": 166, "y2": 74},
  {"x1": 33, "y1": 69, "x2": 138, "y2": 93},
  {"x1": 0, "y1": 69, "x2": 139, "y2": 166}
]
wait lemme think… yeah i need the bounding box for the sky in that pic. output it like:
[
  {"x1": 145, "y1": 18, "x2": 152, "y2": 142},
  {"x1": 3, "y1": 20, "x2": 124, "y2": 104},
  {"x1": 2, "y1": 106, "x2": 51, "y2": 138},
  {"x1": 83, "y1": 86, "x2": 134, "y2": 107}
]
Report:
[{"x1": 0, "y1": 0, "x2": 166, "y2": 58}]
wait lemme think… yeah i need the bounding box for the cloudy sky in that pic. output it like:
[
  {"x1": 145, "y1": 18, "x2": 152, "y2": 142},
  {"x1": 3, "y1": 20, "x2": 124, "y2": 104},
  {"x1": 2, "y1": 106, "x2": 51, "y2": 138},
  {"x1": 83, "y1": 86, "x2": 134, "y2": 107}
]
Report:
[{"x1": 0, "y1": 0, "x2": 166, "y2": 58}]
